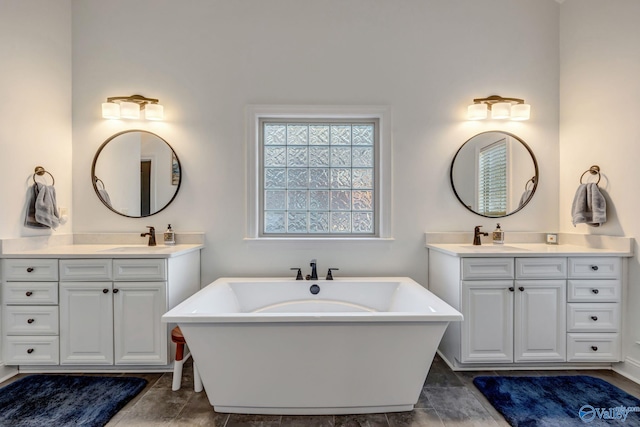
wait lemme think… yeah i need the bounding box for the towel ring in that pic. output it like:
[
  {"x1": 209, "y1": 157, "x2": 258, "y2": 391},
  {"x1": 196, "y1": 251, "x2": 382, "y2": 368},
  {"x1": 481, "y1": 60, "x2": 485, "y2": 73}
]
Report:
[
  {"x1": 524, "y1": 176, "x2": 536, "y2": 190},
  {"x1": 33, "y1": 166, "x2": 55, "y2": 186},
  {"x1": 580, "y1": 165, "x2": 601, "y2": 185},
  {"x1": 94, "y1": 176, "x2": 106, "y2": 190}
]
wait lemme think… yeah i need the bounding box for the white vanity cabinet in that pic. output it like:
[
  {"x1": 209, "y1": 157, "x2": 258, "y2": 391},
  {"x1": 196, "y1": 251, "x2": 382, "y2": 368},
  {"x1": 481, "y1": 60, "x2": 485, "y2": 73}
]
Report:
[
  {"x1": 60, "y1": 259, "x2": 167, "y2": 365},
  {"x1": 460, "y1": 258, "x2": 566, "y2": 364},
  {"x1": 1, "y1": 248, "x2": 200, "y2": 370},
  {"x1": 428, "y1": 246, "x2": 625, "y2": 370}
]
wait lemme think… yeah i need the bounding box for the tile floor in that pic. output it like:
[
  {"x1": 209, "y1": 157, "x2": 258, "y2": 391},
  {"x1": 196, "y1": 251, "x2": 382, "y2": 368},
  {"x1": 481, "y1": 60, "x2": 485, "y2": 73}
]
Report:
[{"x1": 3, "y1": 355, "x2": 640, "y2": 426}]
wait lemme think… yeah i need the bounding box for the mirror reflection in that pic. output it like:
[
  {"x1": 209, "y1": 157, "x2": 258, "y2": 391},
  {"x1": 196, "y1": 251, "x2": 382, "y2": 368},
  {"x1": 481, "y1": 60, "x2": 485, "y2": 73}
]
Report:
[
  {"x1": 450, "y1": 131, "x2": 538, "y2": 218},
  {"x1": 92, "y1": 130, "x2": 181, "y2": 217}
]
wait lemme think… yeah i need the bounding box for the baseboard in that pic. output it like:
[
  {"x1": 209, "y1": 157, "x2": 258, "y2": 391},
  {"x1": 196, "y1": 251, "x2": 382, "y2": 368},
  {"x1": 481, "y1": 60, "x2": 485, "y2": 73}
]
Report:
[
  {"x1": 612, "y1": 357, "x2": 640, "y2": 385},
  {"x1": 0, "y1": 364, "x2": 19, "y2": 383}
]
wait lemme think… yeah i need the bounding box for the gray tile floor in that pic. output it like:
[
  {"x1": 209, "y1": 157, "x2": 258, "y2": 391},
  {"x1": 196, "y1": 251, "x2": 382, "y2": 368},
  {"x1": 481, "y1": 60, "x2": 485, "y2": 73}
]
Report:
[{"x1": 4, "y1": 355, "x2": 640, "y2": 426}]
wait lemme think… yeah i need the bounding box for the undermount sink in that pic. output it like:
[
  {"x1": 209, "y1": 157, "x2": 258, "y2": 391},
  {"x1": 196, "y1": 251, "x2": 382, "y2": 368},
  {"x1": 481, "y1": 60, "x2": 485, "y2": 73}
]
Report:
[
  {"x1": 99, "y1": 246, "x2": 168, "y2": 253},
  {"x1": 458, "y1": 245, "x2": 528, "y2": 252}
]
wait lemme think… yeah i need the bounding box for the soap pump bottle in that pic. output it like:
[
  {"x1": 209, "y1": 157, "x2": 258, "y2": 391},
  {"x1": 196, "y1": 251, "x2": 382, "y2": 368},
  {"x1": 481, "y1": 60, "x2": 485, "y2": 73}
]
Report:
[
  {"x1": 164, "y1": 224, "x2": 176, "y2": 246},
  {"x1": 492, "y1": 223, "x2": 504, "y2": 244}
]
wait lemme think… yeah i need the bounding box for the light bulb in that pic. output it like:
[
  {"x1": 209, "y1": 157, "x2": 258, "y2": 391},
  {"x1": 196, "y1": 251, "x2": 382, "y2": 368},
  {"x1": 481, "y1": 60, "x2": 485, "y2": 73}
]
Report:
[
  {"x1": 467, "y1": 103, "x2": 488, "y2": 120},
  {"x1": 102, "y1": 102, "x2": 120, "y2": 119}
]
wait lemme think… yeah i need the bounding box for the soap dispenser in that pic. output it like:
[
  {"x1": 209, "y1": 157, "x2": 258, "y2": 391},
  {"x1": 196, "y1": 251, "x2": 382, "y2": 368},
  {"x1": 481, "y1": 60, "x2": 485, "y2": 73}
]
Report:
[
  {"x1": 164, "y1": 224, "x2": 176, "y2": 246},
  {"x1": 492, "y1": 223, "x2": 504, "y2": 245}
]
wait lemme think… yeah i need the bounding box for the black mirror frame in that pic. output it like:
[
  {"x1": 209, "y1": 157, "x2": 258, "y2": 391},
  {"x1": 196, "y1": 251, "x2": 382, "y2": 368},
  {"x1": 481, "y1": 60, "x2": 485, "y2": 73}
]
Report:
[
  {"x1": 449, "y1": 130, "x2": 539, "y2": 218},
  {"x1": 91, "y1": 129, "x2": 182, "y2": 218}
]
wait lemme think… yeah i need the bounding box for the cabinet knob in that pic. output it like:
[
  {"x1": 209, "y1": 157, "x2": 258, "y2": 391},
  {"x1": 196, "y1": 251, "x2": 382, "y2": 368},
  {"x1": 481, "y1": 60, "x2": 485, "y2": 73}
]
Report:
[
  {"x1": 113, "y1": 288, "x2": 119, "y2": 294},
  {"x1": 508, "y1": 287, "x2": 514, "y2": 292},
  {"x1": 518, "y1": 286, "x2": 525, "y2": 292},
  {"x1": 591, "y1": 265, "x2": 599, "y2": 271},
  {"x1": 591, "y1": 346, "x2": 598, "y2": 352},
  {"x1": 591, "y1": 289, "x2": 599, "y2": 294},
  {"x1": 26, "y1": 267, "x2": 34, "y2": 273},
  {"x1": 27, "y1": 318, "x2": 35, "y2": 324},
  {"x1": 102, "y1": 289, "x2": 109, "y2": 294},
  {"x1": 27, "y1": 348, "x2": 34, "y2": 354},
  {"x1": 591, "y1": 316, "x2": 598, "y2": 321},
  {"x1": 25, "y1": 291, "x2": 33, "y2": 297}
]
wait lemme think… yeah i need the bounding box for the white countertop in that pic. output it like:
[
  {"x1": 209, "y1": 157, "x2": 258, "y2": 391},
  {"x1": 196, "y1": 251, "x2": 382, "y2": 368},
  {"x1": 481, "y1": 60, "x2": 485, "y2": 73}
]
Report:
[
  {"x1": 0, "y1": 243, "x2": 203, "y2": 259},
  {"x1": 426, "y1": 243, "x2": 632, "y2": 257}
]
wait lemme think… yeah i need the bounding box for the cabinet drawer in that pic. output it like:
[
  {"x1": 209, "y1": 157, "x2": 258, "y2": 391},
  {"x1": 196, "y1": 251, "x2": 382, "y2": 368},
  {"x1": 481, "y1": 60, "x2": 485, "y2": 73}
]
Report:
[
  {"x1": 568, "y1": 280, "x2": 620, "y2": 302},
  {"x1": 567, "y1": 333, "x2": 620, "y2": 362},
  {"x1": 462, "y1": 258, "x2": 514, "y2": 280},
  {"x1": 2, "y1": 282, "x2": 58, "y2": 305},
  {"x1": 60, "y1": 259, "x2": 112, "y2": 281},
  {"x1": 113, "y1": 259, "x2": 166, "y2": 281},
  {"x1": 2, "y1": 259, "x2": 58, "y2": 281},
  {"x1": 516, "y1": 258, "x2": 567, "y2": 279},
  {"x1": 4, "y1": 336, "x2": 60, "y2": 365},
  {"x1": 4, "y1": 306, "x2": 59, "y2": 335},
  {"x1": 568, "y1": 257, "x2": 621, "y2": 279},
  {"x1": 567, "y1": 303, "x2": 619, "y2": 332}
]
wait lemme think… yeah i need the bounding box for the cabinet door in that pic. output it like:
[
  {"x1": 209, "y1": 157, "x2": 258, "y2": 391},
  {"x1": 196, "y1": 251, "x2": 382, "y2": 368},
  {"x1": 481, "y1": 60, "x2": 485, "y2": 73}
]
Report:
[
  {"x1": 514, "y1": 280, "x2": 566, "y2": 362},
  {"x1": 113, "y1": 282, "x2": 167, "y2": 365},
  {"x1": 59, "y1": 282, "x2": 113, "y2": 365},
  {"x1": 461, "y1": 281, "x2": 513, "y2": 363}
]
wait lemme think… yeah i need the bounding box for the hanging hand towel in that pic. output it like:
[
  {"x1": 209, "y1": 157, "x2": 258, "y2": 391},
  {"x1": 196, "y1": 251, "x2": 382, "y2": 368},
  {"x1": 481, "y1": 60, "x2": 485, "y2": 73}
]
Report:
[
  {"x1": 571, "y1": 182, "x2": 606, "y2": 227},
  {"x1": 34, "y1": 182, "x2": 60, "y2": 229},
  {"x1": 25, "y1": 183, "x2": 48, "y2": 228}
]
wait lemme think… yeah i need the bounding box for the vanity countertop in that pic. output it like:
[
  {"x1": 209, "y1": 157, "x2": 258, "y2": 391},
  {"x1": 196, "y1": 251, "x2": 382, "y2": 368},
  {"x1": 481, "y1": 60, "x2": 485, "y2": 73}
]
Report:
[
  {"x1": 426, "y1": 243, "x2": 632, "y2": 257},
  {"x1": 0, "y1": 243, "x2": 203, "y2": 259}
]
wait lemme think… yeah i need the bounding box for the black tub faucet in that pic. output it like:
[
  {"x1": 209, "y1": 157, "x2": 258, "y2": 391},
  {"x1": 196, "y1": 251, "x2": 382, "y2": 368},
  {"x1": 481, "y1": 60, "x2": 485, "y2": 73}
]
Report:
[
  {"x1": 473, "y1": 226, "x2": 488, "y2": 246},
  {"x1": 141, "y1": 226, "x2": 157, "y2": 246},
  {"x1": 308, "y1": 259, "x2": 318, "y2": 280}
]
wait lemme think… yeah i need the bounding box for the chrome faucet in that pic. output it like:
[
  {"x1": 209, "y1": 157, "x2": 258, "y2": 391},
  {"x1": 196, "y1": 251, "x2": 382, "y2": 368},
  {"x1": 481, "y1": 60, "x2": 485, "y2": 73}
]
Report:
[
  {"x1": 308, "y1": 259, "x2": 318, "y2": 280},
  {"x1": 473, "y1": 226, "x2": 488, "y2": 246},
  {"x1": 141, "y1": 226, "x2": 157, "y2": 246}
]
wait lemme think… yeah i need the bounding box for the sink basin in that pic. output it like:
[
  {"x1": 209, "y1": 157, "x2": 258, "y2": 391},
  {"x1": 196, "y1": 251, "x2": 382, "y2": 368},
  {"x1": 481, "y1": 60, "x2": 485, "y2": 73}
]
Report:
[
  {"x1": 458, "y1": 245, "x2": 527, "y2": 252},
  {"x1": 99, "y1": 246, "x2": 168, "y2": 253}
]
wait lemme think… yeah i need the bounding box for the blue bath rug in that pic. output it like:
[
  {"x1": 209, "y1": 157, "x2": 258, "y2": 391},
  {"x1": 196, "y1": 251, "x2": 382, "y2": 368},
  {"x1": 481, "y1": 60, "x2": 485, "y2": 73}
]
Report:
[
  {"x1": 0, "y1": 374, "x2": 147, "y2": 427},
  {"x1": 473, "y1": 375, "x2": 640, "y2": 427}
]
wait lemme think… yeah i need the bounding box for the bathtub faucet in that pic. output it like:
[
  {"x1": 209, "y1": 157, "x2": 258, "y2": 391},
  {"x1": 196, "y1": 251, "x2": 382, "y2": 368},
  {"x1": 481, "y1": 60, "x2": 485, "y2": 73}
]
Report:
[{"x1": 307, "y1": 259, "x2": 318, "y2": 280}]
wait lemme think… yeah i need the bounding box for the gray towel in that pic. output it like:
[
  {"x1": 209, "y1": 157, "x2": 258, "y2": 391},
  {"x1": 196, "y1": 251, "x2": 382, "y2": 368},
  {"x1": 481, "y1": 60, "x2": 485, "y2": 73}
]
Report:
[
  {"x1": 98, "y1": 188, "x2": 112, "y2": 207},
  {"x1": 519, "y1": 189, "x2": 533, "y2": 207},
  {"x1": 34, "y1": 183, "x2": 60, "y2": 229},
  {"x1": 25, "y1": 184, "x2": 48, "y2": 228},
  {"x1": 571, "y1": 183, "x2": 606, "y2": 227}
]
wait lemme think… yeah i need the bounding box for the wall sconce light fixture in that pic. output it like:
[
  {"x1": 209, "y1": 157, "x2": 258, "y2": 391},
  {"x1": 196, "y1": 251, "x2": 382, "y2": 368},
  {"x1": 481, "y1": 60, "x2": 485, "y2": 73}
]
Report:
[
  {"x1": 467, "y1": 95, "x2": 530, "y2": 121},
  {"x1": 101, "y1": 94, "x2": 164, "y2": 120}
]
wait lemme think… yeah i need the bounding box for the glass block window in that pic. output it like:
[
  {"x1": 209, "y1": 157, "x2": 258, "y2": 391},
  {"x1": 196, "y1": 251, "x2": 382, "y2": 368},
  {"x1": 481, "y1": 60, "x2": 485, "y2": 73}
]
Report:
[
  {"x1": 261, "y1": 120, "x2": 377, "y2": 235},
  {"x1": 478, "y1": 139, "x2": 507, "y2": 216}
]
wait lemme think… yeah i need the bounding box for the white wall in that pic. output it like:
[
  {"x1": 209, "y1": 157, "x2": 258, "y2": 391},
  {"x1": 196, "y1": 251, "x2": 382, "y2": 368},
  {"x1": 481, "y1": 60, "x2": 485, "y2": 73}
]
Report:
[
  {"x1": 0, "y1": 0, "x2": 72, "y2": 239},
  {"x1": 560, "y1": 0, "x2": 640, "y2": 380},
  {"x1": 71, "y1": 0, "x2": 560, "y2": 286}
]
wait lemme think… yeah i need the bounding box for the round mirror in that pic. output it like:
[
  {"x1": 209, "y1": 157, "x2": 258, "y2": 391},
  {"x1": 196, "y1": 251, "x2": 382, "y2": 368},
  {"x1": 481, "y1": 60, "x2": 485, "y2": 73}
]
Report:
[
  {"x1": 450, "y1": 131, "x2": 538, "y2": 218},
  {"x1": 91, "y1": 130, "x2": 182, "y2": 217}
]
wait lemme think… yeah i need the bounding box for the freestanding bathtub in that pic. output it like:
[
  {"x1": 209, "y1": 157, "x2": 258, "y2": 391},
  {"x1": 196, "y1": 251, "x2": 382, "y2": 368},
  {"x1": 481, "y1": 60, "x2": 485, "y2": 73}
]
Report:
[{"x1": 162, "y1": 277, "x2": 462, "y2": 415}]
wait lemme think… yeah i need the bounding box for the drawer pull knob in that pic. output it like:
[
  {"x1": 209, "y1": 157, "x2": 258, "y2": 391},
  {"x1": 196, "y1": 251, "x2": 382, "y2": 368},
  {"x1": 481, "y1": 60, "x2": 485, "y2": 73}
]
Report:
[
  {"x1": 591, "y1": 265, "x2": 599, "y2": 271},
  {"x1": 25, "y1": 291, "x2": 33, "y2": 297},
  {"x1": 27, "y1": 318, "x2": 35, "y2": 324},
  {"x1": 591, "y1": 316, "x2": 598, "y2": 321},
  {"x1": 518, "y1": 286, "x2": 525, "y2": 291},
  {"x1": 113, "y1": 289, "x2": 119, "y2": 293},
  {"x1": 508, "y1": 287, "x2": 514, "y2": 292},
  {"x1": 591, "y1": 289, "x2": 600, "y2": 294},
  {"x1": 26, "y1": 267, "x2": 34, "y2": 273},
  {"x1": 591, "y1": 346, "x2": 598, "y2": 352},
  {"x1": 103, "y1": 289, "x2": 109, "y2": 294},
  {"x1": 27, "y1": 348, "x2": 34, "y2": 354}
]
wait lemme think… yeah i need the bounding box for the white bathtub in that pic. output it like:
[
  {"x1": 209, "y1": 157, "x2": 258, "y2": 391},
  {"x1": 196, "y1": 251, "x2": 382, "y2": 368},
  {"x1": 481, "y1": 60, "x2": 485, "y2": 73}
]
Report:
[{"x1": 162, "y1": 277, "x2": 462, "y2": 415}]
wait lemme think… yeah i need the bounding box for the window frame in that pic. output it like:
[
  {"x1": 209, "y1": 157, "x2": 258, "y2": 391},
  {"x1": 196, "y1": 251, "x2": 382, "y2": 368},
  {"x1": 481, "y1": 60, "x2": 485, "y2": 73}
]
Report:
[{"x1": 246, "y1": 105, "x2": 392, "y2": 240}]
